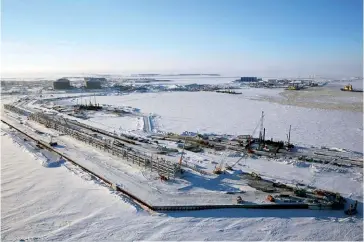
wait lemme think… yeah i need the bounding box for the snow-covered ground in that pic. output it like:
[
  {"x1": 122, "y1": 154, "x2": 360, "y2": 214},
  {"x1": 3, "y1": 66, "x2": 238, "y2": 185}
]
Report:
[
  {"x1": 90, "y1": 91, "x2": 362, "y2": 153},
  {"x1": 1, "y1": 82, "x2": 363, "y2": 241},
  {"x1": 1, "y1": 133, "x2": 363, "y2": 241},
  {"x1": 87, "y1": 112, "x2": 142, "y2": 132}
]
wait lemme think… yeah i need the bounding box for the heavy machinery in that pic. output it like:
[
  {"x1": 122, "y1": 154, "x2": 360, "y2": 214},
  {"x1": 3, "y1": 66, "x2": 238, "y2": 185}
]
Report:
[
  {"x1": 340, "y1": 84, "x2": 363, "y2": 92},
  {"x1": 236, "y1": 196, "x2": 244, "y2": 204},
  {"x1": 285, "y1": 83, "x2": 302, "y2": 90},
  {"x1": 213, "y1": 160, "x2": 224, "y2": 174},
  {"x1": 49, "y1": 136, "x2": 58, "y2": 147},
  {"x1": 267, "y1": 195, "x2": 275, "y2": 202},
  {"x1": 246, "y1": 111, "x2": 265, "y2": 153},
  {"x1": 250, "y1": 172, "x2": 262, "y2": 180},
  {"x1": 213, "y1": 150, "x2": 230, "y2": 174},
  {"x1": 178, "y1": 137, "x2": 187, "y2": 170},
  {"x1": 341, "y1": 84, "x2": 353, "y2": 91}
]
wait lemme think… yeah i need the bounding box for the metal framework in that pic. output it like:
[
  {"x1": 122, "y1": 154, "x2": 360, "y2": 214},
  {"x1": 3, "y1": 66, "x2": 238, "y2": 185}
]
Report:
[{"x1": 4, "y1": 104, "x2": 180, "y2": 177}]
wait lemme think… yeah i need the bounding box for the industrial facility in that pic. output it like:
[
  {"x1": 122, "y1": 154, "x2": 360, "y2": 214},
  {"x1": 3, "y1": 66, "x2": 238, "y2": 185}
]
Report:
[
  {"x1": 241, "y1": 77, "x2": 259, "y2": 82},
  {"x1": 84, "y1": 77, "x2": 107, "y2": 89},
  {"x1": 53, "y1": 78, "x2": 71, "y2": 90},
  {"x1": 235, "y1": 77, "x2": 260, "y2": 82},
  {"x1": 85, "y1": 79, "x2": 102, "y2": 89}
]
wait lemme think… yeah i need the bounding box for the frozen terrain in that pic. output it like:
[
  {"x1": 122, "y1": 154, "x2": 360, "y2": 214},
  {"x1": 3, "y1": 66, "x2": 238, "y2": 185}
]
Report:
[
  {"x1": 1, "y1": 133, "x2": 363, "y2": 241},
  {"x1": 263, "y1": 80, "x2": 363, "y2": 112},
  {"x1": 90, "y1": 91, "x2": 362, "y2": 153},
  {"x1": 1, "y1": 80, "x2": 363, "y2": 241}
]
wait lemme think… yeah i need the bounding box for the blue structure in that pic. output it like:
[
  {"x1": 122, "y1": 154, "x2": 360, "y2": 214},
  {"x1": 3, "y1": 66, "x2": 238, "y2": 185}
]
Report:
[{"x1": 239, "y1": 77, "x2": 258, "y2": 82}]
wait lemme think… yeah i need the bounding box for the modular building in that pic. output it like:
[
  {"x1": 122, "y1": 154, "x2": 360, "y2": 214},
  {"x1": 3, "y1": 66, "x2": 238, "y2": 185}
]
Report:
[
  {"x1": 240, "y1": 77, "x2": 258, "y2": 82},
  {"x1": 53, "y1": 78, "x2": 71, "y2": 90}
]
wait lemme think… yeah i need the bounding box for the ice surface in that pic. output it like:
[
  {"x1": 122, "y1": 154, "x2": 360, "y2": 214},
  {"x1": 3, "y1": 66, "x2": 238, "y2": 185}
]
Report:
[{"x1": 93, "y1": 91, "x2": 363, "y2": 152}]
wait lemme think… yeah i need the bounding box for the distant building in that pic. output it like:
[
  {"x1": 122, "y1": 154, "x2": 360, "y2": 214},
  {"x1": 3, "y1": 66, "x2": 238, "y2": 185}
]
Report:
[
  {"x1": 85, "y1": 79, "x2": 102, "y2": 89},
  {"x1": 239, "y1": 77, "x2": 258, "y2": 82},
  {"x1": 84, "y1": 77, "x2": 107, "y2": 83},
  {"x1": 53, "y1": 78, "x2": 71, "y2": 90}
]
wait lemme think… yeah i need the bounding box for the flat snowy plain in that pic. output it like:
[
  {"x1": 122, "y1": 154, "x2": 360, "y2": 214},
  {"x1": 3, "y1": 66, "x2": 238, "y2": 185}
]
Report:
[
  {"x1": 92, "y1": 87, "x2": 362, "y2": 153},
  {"x1": 1, "y1": 79, "x2": 363, "y2": 241}
]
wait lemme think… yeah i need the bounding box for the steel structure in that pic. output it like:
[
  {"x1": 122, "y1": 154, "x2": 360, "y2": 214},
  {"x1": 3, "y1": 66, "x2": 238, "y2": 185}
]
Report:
[{"x1": 4, "y1": 104, "x2": 180, "y2": 178}]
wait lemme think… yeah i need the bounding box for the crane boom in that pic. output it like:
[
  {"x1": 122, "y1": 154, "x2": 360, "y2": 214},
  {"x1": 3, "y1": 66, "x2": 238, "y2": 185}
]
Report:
[
  {"x1": 178, "y1": 137, "x2": 187, "y2": 167},
  {"x1": 247, "y1": 111, "x2": 264, "y2": 151}
]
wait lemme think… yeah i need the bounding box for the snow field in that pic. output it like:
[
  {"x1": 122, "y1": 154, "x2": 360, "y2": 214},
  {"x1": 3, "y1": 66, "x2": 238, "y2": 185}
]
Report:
[
  {"x1": 2, "y1": 85, "x2": 363, "y2": 240},
  {"x1": 92, "y1": 91, "x2": 362, "y2": 153},
  {"x1": 2, "y1": 131, "x2": 363, "y2": 241}
]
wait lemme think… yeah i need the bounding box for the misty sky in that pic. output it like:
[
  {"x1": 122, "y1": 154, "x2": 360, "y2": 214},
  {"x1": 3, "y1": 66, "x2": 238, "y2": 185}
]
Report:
[{"x1": 1, "y1": 0, "x2": 363, "y2": 78}]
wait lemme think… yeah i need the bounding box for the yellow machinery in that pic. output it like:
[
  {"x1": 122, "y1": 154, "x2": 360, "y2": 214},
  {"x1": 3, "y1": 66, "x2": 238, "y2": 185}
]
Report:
[
  {"x1": 287, "y1": 85, "x2": 298, "y2": 90},
  {"x1": 340, "y1": 84, "x2": 363, "y2": 92},
  {"x1": 342, "y1": 84, "x2": 353, "y2": 91},
  {"x1": 286, "y1": 83, "x2": 302, "y2": 90}
]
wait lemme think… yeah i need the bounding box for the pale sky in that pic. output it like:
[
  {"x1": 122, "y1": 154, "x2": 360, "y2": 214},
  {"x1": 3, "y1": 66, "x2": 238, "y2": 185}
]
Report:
[{"x1": 1, "y1": 0, "x2": 363, "y2": 78}]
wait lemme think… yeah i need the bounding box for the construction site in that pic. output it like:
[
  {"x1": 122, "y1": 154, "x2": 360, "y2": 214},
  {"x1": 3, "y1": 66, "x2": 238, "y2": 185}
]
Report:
[{"x1": 2, "y1": 95, "x2": 361, "y2": 215}]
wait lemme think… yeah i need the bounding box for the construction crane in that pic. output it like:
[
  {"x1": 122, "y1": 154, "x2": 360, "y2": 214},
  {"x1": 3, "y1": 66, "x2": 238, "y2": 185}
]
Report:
[
  {"x1": 178, "y1": 137, "x2": 187, "y2": 169},
  {"x1": 214, "y1": 145, "x2": 237, "y2": 174},
  {"x1": 213, "y1": 152, "x2": 228, "y2": 174},
  {"x1": 225, "y1": 155, "x2": 245, "y2": 171},
  {"x1": 247, "y1": 111, "x2": 265, "y2": 153}
]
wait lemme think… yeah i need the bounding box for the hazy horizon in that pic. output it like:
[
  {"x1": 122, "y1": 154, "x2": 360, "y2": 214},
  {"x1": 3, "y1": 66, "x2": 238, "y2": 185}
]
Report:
[{"x1": 1, "y1": 0, "x2": 363, "y2": 79}]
